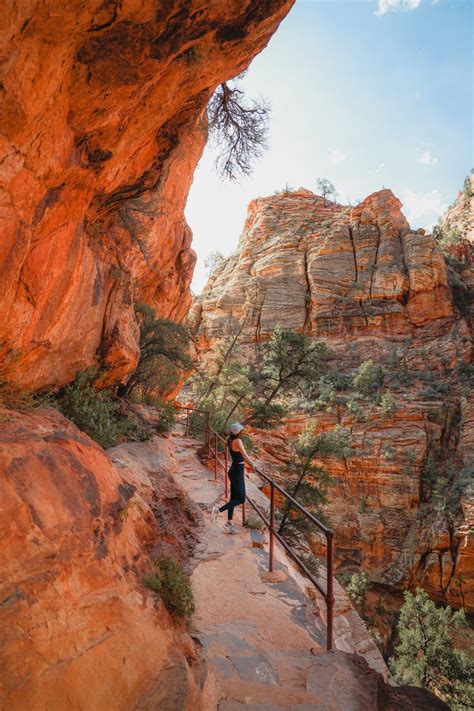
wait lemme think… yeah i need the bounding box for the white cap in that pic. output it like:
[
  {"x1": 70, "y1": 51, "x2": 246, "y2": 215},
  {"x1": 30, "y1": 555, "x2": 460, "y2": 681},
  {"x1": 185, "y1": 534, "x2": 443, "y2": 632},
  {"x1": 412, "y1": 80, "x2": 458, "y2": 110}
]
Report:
[{"x1": 230, "y1": 422, "x2": 244, "y2": 435}]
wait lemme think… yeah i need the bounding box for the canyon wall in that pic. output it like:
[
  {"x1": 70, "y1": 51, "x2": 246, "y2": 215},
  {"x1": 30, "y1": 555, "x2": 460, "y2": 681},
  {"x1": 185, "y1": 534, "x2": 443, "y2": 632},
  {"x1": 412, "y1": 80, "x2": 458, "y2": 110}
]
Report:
[
  {"x1": 0, "y1": 0, "x2": 293, "y2": 392},
  {"x1": 192, "y1": 187, "x2": 473, "y2": 623},
  {"x1": 0, "y1": 407, "x2": 215, "y2": 710}
]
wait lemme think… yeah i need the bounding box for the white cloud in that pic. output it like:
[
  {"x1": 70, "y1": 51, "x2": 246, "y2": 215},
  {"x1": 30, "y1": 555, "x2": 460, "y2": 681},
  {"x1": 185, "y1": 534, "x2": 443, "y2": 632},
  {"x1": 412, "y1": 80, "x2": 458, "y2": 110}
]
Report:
[
  {"x1": 369, "y1": 162, "x2": 385, "y2": 174},
  {"x1": 376, "y1": 0, "x2": 422, "y2": 17},
  {"x1": 417, "y1": 150, "x2": 438, "y2": 165},
  {"x1": 401, "y1": 188, "x2": 448, "y2": 227},
  {"x1": 329, "y1": 149, "x2": 347, "y2": 165}
]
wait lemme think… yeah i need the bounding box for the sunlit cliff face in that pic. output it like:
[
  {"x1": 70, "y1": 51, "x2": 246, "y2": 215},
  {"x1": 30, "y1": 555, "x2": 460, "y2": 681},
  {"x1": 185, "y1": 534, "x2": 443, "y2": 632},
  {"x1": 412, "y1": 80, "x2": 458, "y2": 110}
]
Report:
[{"x1": 0, "y1": 0, "x2": 293, "y2": 393}]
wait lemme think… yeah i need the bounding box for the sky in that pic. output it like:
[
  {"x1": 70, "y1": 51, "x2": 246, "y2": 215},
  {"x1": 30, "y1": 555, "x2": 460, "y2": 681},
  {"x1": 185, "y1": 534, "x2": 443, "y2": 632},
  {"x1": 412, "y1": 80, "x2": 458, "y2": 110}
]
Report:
[{"x1": 186, "y1": 0, "x2": 473, "y2": 293}]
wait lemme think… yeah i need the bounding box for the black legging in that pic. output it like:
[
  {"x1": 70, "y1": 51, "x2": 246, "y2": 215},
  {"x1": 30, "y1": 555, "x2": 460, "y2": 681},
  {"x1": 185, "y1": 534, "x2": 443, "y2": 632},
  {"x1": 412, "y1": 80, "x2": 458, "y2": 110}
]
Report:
[{"x1": 219, "y1": 462, "x2": 246, "y2": 521}]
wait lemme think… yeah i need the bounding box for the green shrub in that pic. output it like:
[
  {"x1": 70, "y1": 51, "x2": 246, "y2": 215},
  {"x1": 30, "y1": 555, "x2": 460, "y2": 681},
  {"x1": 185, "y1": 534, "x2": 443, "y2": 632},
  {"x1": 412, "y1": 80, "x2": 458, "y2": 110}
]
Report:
[
  {"x1": 347, "y1": 570, "x2": 369, "y2": 612},
  {"x1": 142, "y1": 557, "x2": 194, "y2": 621},
  {"x1": 381, "y1": 445, "x2": 396, "y2": 461},
  {"x1": 314, "y1": 378, "x2": 337, "y2": 410},
  {"x1": 456, "y1": 362, "x2": 474, "y2": 383},
  {"x1": 422, "y1": 453, "x2": 437, "y2": 488},
  {"x1": 433, "y1": 221, "x2": 463, "y2": 255},
  {"x1": 420, "y1": 385, "x2": 448, "y2": 400},
  {"x1": 380, "y1": 390, "x2": 396, "y2": 418},
  {"x1": 326, "y1": 370, "x2": 352, "y2": 391},
  {"x1": 248, "y1": 400, "x2": 286, "y2": 428},
  {"x1": 346, "y1": 394, "x2": 363, "y2": 419},
  {"x1": 406, "y1": 448, "x2": 417, "y2": 464},
  {"x1": 58, "y1": 368, "x2": 146, "y2": 448},
  {"x1": 390, "y1": 589, "x2": 474, "y2": 709},
  {"x1": 353, "y1": 360, "x2": 384, "y2": 396},
  {"x1": 389, "y1": 362, "x2": 415, "y2": 386},
  {"x1": 146, "y1": 399, "x2": 177, "y2": 434}
]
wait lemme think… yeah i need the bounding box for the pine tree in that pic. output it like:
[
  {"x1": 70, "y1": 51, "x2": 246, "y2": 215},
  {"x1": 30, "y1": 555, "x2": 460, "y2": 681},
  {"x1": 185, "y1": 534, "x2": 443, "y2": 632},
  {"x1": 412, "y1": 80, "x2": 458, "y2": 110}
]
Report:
[
  {"x1": 278, "y1": 425, "x2": 352, "y2": 536},
  {"x1": 390, "y1": 589, "x2": 474, "y2": 710}
]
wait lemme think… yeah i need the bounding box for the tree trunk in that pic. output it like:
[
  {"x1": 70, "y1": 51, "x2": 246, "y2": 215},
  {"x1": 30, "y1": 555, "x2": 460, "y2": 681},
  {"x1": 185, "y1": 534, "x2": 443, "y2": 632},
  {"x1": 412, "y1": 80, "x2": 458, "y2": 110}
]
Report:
[
  {"x1": 223, "y1": 393, "x2": 246, "y2": 428},
  {"x1": 278, "y1": 464, "x2": 309, "y2": 535}
]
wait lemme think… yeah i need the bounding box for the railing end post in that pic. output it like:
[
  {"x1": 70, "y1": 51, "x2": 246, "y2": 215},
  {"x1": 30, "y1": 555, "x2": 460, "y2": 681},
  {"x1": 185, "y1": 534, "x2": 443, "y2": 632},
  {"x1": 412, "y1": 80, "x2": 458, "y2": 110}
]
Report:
[{"x1": 269, "y1": 481, "x2": 275, "y2": 573}]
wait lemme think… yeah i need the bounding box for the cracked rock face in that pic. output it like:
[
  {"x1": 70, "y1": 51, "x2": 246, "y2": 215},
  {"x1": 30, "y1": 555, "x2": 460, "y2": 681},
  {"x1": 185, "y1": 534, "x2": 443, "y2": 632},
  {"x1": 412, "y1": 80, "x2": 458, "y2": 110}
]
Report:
[
  {"x1": 0, "y1": 0, "x2": 293, "y2": 392},
  {"x1": 0, "y1": 408, "x2": 208, "y2": 710},
  {"x1": 192, "y1": 188, "x2": 456, "y2": 343},
  {"x1": 192, "y1": 187, "x2": 473, "y2": 625}
]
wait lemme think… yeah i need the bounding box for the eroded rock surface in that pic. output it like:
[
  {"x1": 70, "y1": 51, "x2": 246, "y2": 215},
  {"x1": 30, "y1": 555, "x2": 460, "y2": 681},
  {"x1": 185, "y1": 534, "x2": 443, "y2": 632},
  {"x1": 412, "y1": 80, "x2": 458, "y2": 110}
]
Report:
[
  {"x1": 0, "y1": 0, "x2": 293, "y2": 392},
  {"x1": 192, "y1": 188, "x2": 473, "y2": 625},
  {"x1": 0, "y1": 408, "x2": 212, "y2": 710}
]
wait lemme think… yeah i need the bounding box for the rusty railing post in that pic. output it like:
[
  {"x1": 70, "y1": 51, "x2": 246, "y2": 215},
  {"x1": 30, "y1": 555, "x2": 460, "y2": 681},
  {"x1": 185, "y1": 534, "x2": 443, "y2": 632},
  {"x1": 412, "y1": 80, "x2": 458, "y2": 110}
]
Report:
[
  {"x1": 207, "y1": 412, "x2": 211, "y2": 457},
  {"x1": 214, "y1": 432, "x2": 218, "y2": 480},
  {"x1": 185, "y1": 407, "x2": 190, "y2": 437},
  {"x1": 326, "y1": 530, "x2": 334, "y2": 652},
  {"x1": 269, "y1": 481, "x2": 275, "y2": 573},
  {"x1": 224, "y1": 445, "x2": 228, "y2": 498}
]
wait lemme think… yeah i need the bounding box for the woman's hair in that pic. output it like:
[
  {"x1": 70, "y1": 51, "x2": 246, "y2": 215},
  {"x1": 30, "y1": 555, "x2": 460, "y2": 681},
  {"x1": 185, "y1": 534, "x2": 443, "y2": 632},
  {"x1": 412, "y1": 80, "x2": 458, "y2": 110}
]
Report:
[{"x1": 227, "y1": 432, "x2": 240, "y2": 446}]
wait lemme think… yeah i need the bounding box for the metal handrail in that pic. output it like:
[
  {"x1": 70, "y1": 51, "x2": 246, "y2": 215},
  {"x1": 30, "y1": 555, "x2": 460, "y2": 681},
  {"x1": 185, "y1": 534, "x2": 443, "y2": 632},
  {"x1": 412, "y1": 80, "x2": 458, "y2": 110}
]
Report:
[{"x1": 174, "y1": 404, "x2": 335, "y2": 651}]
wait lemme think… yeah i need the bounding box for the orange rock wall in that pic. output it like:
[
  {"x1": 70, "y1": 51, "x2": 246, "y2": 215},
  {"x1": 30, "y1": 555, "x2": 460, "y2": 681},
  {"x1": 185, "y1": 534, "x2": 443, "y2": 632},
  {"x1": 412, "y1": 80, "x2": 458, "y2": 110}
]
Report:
[
  {"x1": 0, "y1": 0, "x2": 293, "y2": 392},
  {"x1": 0, "y1": 408, "x2": 213, "y2": 710}
]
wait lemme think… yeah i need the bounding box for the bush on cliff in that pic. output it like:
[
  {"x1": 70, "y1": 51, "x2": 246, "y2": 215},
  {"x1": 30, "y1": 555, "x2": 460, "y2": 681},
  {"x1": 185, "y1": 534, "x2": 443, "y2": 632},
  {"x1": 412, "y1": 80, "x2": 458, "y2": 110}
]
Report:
[
  {"x1": 126, "y1": 302, "x2": 193, "y2": 402},
  {"x1": 57, "y1": 369, "x2": 146, "y2": 448},
  {"x1": 390, "y1": 589, "x2": 473, "y2": 710},
  {"x1": 142, "y1": 557, "x2": 195, "y2": 622},
  {"x1": 353, "y1": 359, "x2": 384, "y2": 396},
  {"x1": 248, "y1": 400, "x2": 286, "y2": 428},
  {"x1": 347, "y1": 570, "x2": 369, "y2": 614},
  {"x1": 434, "y1": 221, "x2": 463, "y2": 255},
  {"x1": 380, "y1": 390, "x2": 396, "y2": 418}
]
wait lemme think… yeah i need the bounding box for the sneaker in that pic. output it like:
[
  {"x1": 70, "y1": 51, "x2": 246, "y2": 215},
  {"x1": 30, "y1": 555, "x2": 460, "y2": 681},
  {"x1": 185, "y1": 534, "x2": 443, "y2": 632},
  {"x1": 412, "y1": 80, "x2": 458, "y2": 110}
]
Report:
[
  {"x1": 210, "y1": 505, "x2": 220, "y2": 523},
  {"x1": 224, "y1": 522, "x2": 238, "y2": 535}
]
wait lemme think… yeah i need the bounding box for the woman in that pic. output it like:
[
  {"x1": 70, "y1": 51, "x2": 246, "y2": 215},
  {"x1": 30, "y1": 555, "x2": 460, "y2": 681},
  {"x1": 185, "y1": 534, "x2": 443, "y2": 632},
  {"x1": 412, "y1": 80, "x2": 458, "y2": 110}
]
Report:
[{"x1": 211, "y1": 422, "x2": 255, "y2": 534}]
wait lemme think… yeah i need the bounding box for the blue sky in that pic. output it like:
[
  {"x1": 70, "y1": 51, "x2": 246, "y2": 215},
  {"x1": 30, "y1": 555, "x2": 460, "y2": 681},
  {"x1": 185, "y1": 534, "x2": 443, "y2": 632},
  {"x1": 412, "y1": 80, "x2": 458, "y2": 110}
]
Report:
[{"x1": 186, "y1": 0, "x2": 473, "y2": 292}]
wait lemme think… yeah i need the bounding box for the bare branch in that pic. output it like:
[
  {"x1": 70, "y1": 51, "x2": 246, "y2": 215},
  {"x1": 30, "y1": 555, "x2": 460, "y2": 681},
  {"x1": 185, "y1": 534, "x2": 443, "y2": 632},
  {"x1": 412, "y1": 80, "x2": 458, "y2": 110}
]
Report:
[{"x1": 207, "y1": 81, "x2": 270, "y2": 182}]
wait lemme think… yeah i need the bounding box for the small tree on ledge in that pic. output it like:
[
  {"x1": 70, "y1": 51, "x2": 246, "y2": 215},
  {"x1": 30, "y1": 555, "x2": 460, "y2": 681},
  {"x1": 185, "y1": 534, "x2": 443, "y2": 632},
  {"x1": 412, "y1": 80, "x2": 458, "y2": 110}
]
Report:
[{"x1": 315, "y1": 177, "x2": 337, "y2": 206}]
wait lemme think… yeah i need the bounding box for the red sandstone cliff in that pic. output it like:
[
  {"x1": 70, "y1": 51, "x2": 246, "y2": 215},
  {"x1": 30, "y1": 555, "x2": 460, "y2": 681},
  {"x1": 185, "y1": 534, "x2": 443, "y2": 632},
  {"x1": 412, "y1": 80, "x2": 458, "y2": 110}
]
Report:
[
  {"x1": 191, "y1": 187, "x2": 474, "y2": 628},
  {"x1": 0, "y1": 0, "x2": 293, "y2": 392},
  {"x1": 0, "y1": 407, "x2": 214, "y2": 710}
]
